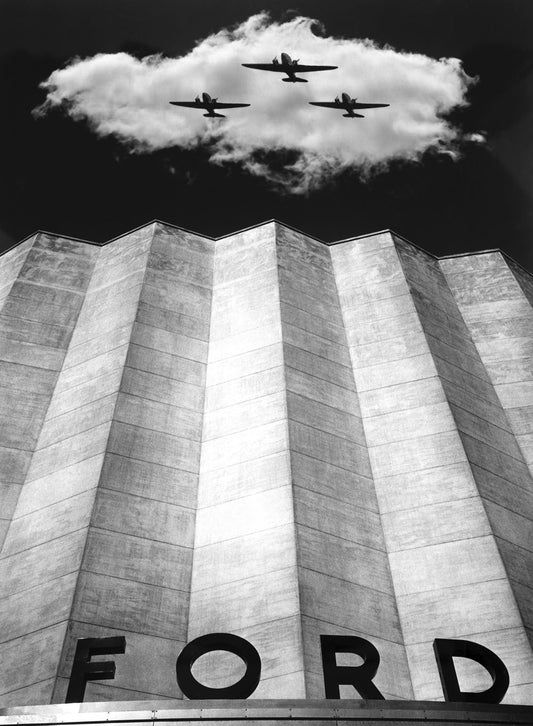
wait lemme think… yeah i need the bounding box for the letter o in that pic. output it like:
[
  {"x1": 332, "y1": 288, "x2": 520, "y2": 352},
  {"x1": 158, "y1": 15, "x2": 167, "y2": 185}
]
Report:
[{"x1": 176, "y1": 633, "x2": 261, "y2": 699}]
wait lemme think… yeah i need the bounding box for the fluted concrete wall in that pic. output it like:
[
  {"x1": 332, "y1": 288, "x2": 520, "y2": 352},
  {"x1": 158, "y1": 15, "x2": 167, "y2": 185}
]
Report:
[
  {"x1": 189, "y1": 223, "x2": 298, "y2": 696},
  {"x1": 0, "y1": 224, "x2": 213, "y2": 706},
  {"x1": 0, "y1": 221, "x2": 531, "y2": 708},
  {"x1": 330, "y1": 233, "x2": 533, "y2": 704},
  {"x1": 440, "y1": 252, "x2": 533, "y2": 653},
  {"x1": 277, "y1": 226, "x2": 411, "y2": 700}
]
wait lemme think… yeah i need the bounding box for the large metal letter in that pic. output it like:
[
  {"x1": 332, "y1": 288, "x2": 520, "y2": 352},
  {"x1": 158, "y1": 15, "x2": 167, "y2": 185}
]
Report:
[
  {"x1": 320, "y1": 635, "x2": 385, "y2": 699},
  {"x1": 176, "y1": 633, "x2": 261, "y2": 699},
  {"x1": 433, "y1": 638, "x2": 510, "y2": 703},
  {"x1": 66, "y1": 636, "x2": 126, "y2": 703}
]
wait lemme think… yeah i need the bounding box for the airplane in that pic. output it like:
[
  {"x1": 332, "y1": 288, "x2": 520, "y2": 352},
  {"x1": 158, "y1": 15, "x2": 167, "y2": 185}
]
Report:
[
  {"x1": 242, "y1": 52, "x2": 337, "y2": 83},
  {"x1": 309, "y1": 92, "x2": 390, "y2": 117},
  {"x1": 169, "y1": 92, "x2": 250, "y2": 118}
]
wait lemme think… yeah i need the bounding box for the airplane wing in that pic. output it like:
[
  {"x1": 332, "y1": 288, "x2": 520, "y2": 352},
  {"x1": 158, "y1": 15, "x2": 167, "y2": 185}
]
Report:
[
  {"x1": 352, "y1": 103, "x2": 390, "y2": 108},
  {"x1": 293, "y1": 64, "x2": 338, "y2": 72},
  {"x1": 242, "y1": 63, "x2": 284, "y2": 72},
  {"x1": 169, "y1": 101, "x2": 202, "y2": 108},
  {"x1": 308, "y1": 101, "x2": 340, "y2": 109},
  {"x1": 213, "y1": 102, "x2": 251, "y2": 109}
]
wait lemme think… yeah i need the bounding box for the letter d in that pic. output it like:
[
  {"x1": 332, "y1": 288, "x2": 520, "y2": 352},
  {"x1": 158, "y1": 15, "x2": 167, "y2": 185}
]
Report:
[{"x1": 433, "y1": 638, "x2": 509, "y2": 703}]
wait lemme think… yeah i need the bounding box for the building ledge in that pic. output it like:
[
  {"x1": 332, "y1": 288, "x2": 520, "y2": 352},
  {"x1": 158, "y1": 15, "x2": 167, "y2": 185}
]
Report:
[{"x1": 1, "y1": 699, "x2": 533, "y2": 724}]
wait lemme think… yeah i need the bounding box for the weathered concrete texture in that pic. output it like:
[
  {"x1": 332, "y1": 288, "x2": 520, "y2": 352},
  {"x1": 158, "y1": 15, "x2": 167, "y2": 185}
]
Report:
[
  {"x1": 331, "y1": 232, "x2": 533, "y2": 705},
  {"x1": 55, "y1": 224, "x2": 214, "y2": 704},
  {"x1": 393, "y1": 239, "x2": 533, "y2": 703},
  {"x1": 276, "y1": 225, "x2": 411, "y2": 700},
  {"x1": 0, "y1": 223, "x2": 214, "y2": 706},
  {"x1": 0, "y1": 238, "x2": 33, "y2": 312},
  {"x1": 0, "y1": 220, "x2": 533, "y2": 708},
  {"x1": 0, "y1": 233, "x2": 98, "y2": 552},
  {"x1": 439, "y1": 251, "x2": 533, "y2": 651},
  {"x1": 0, "y1": 228, "x2": 151, "y2": 705},
  {"x1": 188, "y1": 223, "x2": 411, "y2": 700},
  {"x1": 188, "y1": 223, "x2": 303, "y2": 698},
  {"x1": 0, "y1": 232, "x2": 100, "y2": 706}
]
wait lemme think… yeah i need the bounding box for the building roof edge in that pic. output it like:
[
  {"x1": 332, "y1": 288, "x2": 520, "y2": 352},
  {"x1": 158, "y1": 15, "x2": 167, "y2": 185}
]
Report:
[{"x1": 2, "y1": 220, "x2": 531, "y2": 278}]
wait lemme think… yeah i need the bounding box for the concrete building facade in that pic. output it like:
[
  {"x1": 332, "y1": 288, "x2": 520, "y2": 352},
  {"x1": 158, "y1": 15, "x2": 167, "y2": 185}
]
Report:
[{"x1": 0, "y1": 220, "x2": 532, "y2": 710}]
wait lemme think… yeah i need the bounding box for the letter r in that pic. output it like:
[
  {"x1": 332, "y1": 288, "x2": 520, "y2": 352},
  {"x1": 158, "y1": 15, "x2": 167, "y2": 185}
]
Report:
[{"x1": 320, "y1": 635, "x2": 385, "y2": 699}]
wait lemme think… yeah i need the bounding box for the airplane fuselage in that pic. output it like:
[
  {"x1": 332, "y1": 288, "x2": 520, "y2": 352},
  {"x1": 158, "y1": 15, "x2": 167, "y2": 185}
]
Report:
[
  {"x1": 280, "y1": 52, "x2": 296, "y2": 66},
  {"x1": 170, "y1": 92, "x2": 249, "y2": 118},
  {"x1": 339, "y1": 93, "x2": 358, "y2": 116},
  {"x1": 309, "y1": 91, "x2": 389, "y2": 118},
  {"x1": 278, "y1": 52, "x2": 304, "y2": 82},
  {"x1": 195, "y1": 92, "x2": 221, "y2": 116},
  {"x1": 242, "y1": 52, "x2": 335, "y2": 83}
]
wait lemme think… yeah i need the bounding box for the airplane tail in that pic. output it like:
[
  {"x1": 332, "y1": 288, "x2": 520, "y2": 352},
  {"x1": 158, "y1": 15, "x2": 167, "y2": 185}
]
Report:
[
  {"x1": 205, "y1": 112, "x2": 225, "y2": 118},
  {"x1": 282, "y1": 76, "x2": 307, "y2": 83},
  {"x1": 343, "y1": 113, "x2": 364, "y2": 118}
]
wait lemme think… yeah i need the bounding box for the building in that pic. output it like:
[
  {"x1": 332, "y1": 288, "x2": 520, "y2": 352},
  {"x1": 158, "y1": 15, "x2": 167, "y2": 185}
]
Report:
[{"x1": 0, "y1": 220, "x2": 532, "y2": 724}]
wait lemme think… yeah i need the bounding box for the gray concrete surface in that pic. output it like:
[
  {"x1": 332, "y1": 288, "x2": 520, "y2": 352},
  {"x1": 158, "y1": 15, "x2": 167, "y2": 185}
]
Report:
[
  {"x1": 0, "y1": 221, "x2": 532, "y2": 708},
  {"x1": 440, "y1": 253, "x2": 533, "y2": 656},
  {"x1": 331, "y1": 232, "x2": 533, "y2": 704}
]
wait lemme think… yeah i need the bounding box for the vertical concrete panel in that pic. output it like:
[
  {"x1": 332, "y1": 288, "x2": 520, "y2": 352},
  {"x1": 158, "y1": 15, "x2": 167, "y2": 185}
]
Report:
[
  {"x1": 0, "y1": 231, "x2": 99, "y2": 542},
  {"x1": 0, "y1": 222, "x2": 214, "y2": 706},
  {"x1": 393, "y1": 238, "x2": 533, "y2": 703},
  {"x1": 0, "y1": 236, "x2": 36, "y2": 548},
  {"x1": 278, "y1": 226, "x2": 411, "y2": 700},
  {"x1": 0, "y1": 237, "x2": 34, "y2": 309},
  {"x1": 0, "y1": 233, "x2": 98, "y2": 548},
  {"x1": 189, "y1": 223, "x2": 305, "y2": 698},
  {"x1": 440, "y1": 252, "x2": 533, "y2": 651},
  {"x1": 331, "y1": 232, "x2": 533, "y2": 704},
  {"x1": 0, "y1": 233, "x2": 100, "y2": 703},
  {"x1": 53, "y1": 223, "x2": 214, "y2": 704}
]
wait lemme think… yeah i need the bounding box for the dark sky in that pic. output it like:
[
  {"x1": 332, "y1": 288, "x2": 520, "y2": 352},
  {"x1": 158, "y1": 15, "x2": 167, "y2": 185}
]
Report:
[{"x1": 1, "y1": 0, "x2": 533, "y2": 268}]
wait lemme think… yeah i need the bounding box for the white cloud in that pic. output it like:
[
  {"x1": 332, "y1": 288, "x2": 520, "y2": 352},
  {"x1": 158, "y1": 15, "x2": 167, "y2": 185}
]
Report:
[{"x1": 36, "y1": 12, "x2": 482, "y2": 193}]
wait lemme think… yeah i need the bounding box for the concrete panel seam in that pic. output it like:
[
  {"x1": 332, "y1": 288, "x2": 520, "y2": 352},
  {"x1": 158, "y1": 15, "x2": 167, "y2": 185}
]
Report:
[
  {"x1": 303, "y1": 614, "x2": 413, "y2": 650},
  {"x1": 378, "y1": 521, "x2": 495, "y2": 555},
  {"x1": 376, "y1": 492, "x2": 480, "y2": 517},
  {"x1": 284, "y1": 364, "x2": 355, "y2": 395},
  {"x1": 88, "y1": 522, "x2": 196, "y2": 547},
  {"x1": 297, "y1": 562, "x2": 393, "y2": 597},
  {"x1": 61, "y1": 326, "x2": 135, "y2": 368},
  {"x1": 193, "y1": 519, "x2": 294, "y2": 552},
  {"x1": 190, "y1": 563, "x2": 299, "y2": 596},
  {"x1": 458, "y1": 431, "x2": 532, "y2": 473},
  {"x1": 293, "y1": 508, "x2": 385, "y2": 546},
  {"x1": 0, "y1": 568, "x2": 84, "y2": 604},
  {"x1": 0, "y1": 526, "x2": 89, "y2": 567},
  {"x1": 43, "y1": 393, "x2": 118, "y2": 425},
  {"x1": 354, "y1": 369, "x2": 439, "y2": 394},
  {"x1": 288, "y1": 440, "x2": 370, "y2": 475},
  {"x1": 31, "y1": 421, "x2": 115, "y2": 455},
  {"x1": 0, "y1": 618, "x2": 70, "y2": 647},
  {"x1": 79, "y1": 568, "x2": 193, "y2": 595}
]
